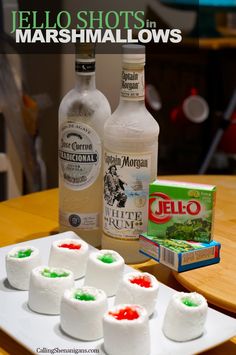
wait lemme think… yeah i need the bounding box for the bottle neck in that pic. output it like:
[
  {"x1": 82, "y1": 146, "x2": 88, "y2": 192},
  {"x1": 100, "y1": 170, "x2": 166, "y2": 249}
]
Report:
[
  {"x1": 75, "y1": 59, "x2": 96, "y2": 91},
  {"x1": 120, "y1": 62, "x2": 145, "y2": 104},
  {"x1": 75, "y1": 72, "x2": 96, "y2": 91}
]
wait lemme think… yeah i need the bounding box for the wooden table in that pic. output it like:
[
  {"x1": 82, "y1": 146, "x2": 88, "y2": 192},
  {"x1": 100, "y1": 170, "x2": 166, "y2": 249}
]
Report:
[
  {"x1": 0, "y1": 175, "x2": 236, "y2": 355},
  {"x1": 168, "y1": 176, "x2": 236, "y2": 314}
]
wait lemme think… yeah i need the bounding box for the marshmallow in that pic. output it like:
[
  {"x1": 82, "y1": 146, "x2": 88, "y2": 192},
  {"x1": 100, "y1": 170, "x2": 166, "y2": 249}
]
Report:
[
  {"x1": 84, "y1": 250, "x2": 124, "y2": 296},
  {"x1": 163, "y1": 292, "x2": 208, "y2": 341},
  {"x1": 103, "y1": 304, "x2": 150, "y2": 355},
  {"x1": 49, "y1": 238, "x2": 89, "y2": 279},
  {"x1": 115, "y1": 271, "x2": 159, "y2": 317},
  {"x1": 5, "y1": 246, "x2": 41, "y2": 290},
  {"x1": 60, "y1": 286, "x2": 108, "y2": 340},
  {"x1": 28, "y1": 266, "x2": 74, "y2": 314}
]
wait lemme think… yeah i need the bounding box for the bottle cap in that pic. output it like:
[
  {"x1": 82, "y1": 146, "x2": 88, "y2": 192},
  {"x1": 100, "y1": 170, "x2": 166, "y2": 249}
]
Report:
[
  {"x1": 75, "y1": 42, "x2": 96, "y2": 61},
  {"x1": 75, "y1": 42, "x2": 96, "y2": 73},
  {"x1": 122, "y1": 44, "x2": 145, "y2": 64}
]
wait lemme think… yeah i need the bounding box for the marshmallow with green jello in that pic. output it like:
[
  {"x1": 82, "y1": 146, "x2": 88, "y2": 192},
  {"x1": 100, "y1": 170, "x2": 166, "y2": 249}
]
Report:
[
  {"x1": 49, "y1": 237, "x2": 89, "y2": 279},
  {"x1": 115, "y1": 271, "x2": 159, "y2": 317},
  {"x1": 163, "y1": 292, "x2": 208, "y2": 341},
  {"x1": 84, "y1": 250, "x2": 124, "y2": 296},
  {"x1": 5, "y1": 246, "x2": 41, "y2": 290},
  {"x1": 28, "y1": 266, "x2": 74, "y2": 314},
  {"x1": 60, "y1": 286, "x2": 108, "y2": 340},
  {"x1": 103, "y1": 304, "x2": 150, "y2": 355}
]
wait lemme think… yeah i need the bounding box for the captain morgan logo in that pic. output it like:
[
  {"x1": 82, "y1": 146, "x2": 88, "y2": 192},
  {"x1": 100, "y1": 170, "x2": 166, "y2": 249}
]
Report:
[
  {"x1": 103, "y1": 150, "x2": 151, "y2": 240},
  {"x1": 149, "y1": 192, "x2": 202, "y2": 224}
]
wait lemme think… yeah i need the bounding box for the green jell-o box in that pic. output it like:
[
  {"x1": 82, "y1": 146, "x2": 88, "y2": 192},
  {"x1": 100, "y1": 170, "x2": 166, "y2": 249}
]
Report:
[{"x1": 148, "y1": 180, "x2": 216, "y2": 243}]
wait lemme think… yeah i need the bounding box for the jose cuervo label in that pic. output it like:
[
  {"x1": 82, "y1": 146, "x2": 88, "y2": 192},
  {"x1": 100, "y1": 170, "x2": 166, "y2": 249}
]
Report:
[{"x1": 59, "y1": 121, "x2": 101, "y2": 190}]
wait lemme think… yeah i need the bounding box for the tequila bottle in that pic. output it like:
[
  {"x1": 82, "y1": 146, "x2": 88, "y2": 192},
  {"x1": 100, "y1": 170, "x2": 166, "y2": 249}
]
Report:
[{"x1": 59, "y1": 44, "x2": 111, "y2": 247}]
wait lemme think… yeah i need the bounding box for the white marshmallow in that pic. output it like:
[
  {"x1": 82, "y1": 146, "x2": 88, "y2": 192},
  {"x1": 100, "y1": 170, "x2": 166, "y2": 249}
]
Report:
[
  {"x1": 60, "y1": 286, "x2": 108, "y2": 340},
  {"x1": 115, "y1": 271, "x2": 159, "y2": 317},
  {"x1": 163, "y1": 292, "x2": 208, "y2": 341},
  {"x1": 5, "y1": 246, "x2": 41, "y2": 290},
  {"x1": 84, "y1": 250, "x2": 124, "y2": 296},
  {"x1": 48, "y1": 238, "x2": 89, "y2": 279},
  {"x1": 28, "y1": 266, "x2": 74, "y2": 314},
  {"x1": 103, "y1": 304, "x2": 150, "y2": 355}
]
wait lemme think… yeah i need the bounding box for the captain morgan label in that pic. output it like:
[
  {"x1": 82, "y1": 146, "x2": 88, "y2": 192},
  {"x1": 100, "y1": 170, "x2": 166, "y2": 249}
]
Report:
[
  {"x1": 103, "y1": 150, "x2": 152, "y2": 240},
  {"x1": 121, "y1": 66, "x2": 144, "y2": 100},
  {"x1": 59, "y1": 121, "x2": 101, "y2": 190}
]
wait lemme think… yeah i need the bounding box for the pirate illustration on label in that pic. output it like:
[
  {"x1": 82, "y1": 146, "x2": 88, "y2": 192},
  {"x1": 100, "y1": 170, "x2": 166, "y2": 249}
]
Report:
[{"x1": 104, "y1": 165, "x2": 127, "y2": 208}]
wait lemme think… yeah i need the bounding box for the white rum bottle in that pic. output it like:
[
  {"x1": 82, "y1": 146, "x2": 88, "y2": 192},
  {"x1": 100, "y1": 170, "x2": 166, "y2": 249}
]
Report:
[
  {"x1": 102, "y1": 45, "x2": 159, "y2": 263},
  {"x1": 58, "y1": 44, "x2": 111, "y2": 247}
]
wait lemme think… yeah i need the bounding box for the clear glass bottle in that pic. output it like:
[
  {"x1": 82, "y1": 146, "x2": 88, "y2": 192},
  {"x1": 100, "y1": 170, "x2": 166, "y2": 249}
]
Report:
[
  {"x1": 58, "y1": 44, "x2": 111, "y2": 247},
  {"x1": 102, "y1": 45, "x2": 160, "y2": 263}
]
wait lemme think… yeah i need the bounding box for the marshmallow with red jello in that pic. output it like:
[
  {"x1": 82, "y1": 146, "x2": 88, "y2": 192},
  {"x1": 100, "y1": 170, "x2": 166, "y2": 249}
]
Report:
[
  {"x1": 5, "y1": 246, "x2": 41, "y2": 290},
  {"x1": 28, "y1": 266, "x2": 74, "y2": 314},
  {"x1": 115, "y1": 271, "x2": 159, "y2": 317},
  {"x1": 163, "y1": 292, "x2": 208, "y2": 341},
  {"x1": 84, "y1": 250, "x2": 124, "y2": 296},
  {"x1": 103, "y1": 304, "x2": 150, "y2": 355},
  {"x1": 49, "y1": 238, "x2": 89, "y2": 279},
  {"x1": 60, "y1": 286, "x2": 108, "y2": 340}
]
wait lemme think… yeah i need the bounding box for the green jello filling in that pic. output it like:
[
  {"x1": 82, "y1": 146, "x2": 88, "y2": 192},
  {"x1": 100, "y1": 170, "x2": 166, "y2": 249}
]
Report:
[
  {"x1": 74, "y1": 292, "x2": 96, "y2": 301},
  {"x1": 12, "y1": 249, "x2": 33, "y2": 258},
  {"x1": 98, "y1": 253, "x2": 116, "y2": 264},
  {"x1": 41, "y1": 269, "x2": 69, "y2": 278},
  {"x1": 182, "y1": 298, "x2": 199, "y2": 307}
]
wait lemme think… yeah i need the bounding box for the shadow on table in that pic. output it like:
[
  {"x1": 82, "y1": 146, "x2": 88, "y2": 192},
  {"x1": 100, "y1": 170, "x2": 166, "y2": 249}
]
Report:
[{"x1": 0, "y1": 278, "x2": 22, "y2": 292}]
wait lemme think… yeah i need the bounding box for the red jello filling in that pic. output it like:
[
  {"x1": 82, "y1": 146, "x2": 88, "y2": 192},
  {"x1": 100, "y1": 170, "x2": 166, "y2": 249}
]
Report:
[
  {"x1": 109, "y1": 306, "x2": 140, "y2": 320},
  {"x1": 59, "y1": 243, "x2": 81, "y2": 250},
  {"x1": 130, "y1": 275, "x2": 152, "y2": 288}
]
